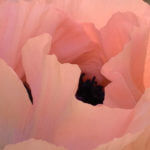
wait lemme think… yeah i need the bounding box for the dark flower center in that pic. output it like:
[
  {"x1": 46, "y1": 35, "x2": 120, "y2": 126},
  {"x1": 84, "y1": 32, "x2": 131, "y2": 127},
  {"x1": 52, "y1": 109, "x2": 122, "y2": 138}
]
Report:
[
  {"x1": 23, "y1": 82, "x2": 33, "y2": 104},
  {"x1": 76, "y1": 73, "x2": 105, "y2": 106}
]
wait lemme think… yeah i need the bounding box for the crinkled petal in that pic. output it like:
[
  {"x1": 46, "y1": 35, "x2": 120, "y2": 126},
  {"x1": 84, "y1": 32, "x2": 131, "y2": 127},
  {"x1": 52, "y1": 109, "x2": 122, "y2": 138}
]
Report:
[
  {"x1": 3, "y1": 139, "x2": 66, "y2": 150},
  {"x1": 51, "y1": 11, "x2": 139, "y2": 85},
  {"x1": 50, "y1": 19, "x2": 96, "y2": 63},
  {"x1": 52, "y1": 101, "x2": 132, "y2": 150},
  {"x1": 22, "y1": 34, "x2": 132, "y2": 150},
  {"x1": 22, "y1": 33, "x2": 52, "y2": 102},
  {"x1": 99, "y1": 12, "x2": 138, "y2": 60},
  {"x1": 0, "y1": 0, "x2": 68, "y2": 77},
  {"x1": 95, "y1": 88, "x2": 150, "y2": 150},
  {"x1": 143, "y1": 31, "x2": 150, "y2": 88},
  {"x1": 0, "y1": 58, "x2": 31, "y2": 148},
  {"x1": 22, "y1": 34, "x2": 80, "y2": 139},
  {"x1": 102, "y1": 25, "x2": 150, "y2": 108},
  {"x1": 51, "y1": 0, "x2": 150, "y2": 28},
  {"x1": 127, "y1": 88, "x2": 150, "y2": 133},
  {"x1": 94, "y1": 126, "x2": 150, "y2": 150}
]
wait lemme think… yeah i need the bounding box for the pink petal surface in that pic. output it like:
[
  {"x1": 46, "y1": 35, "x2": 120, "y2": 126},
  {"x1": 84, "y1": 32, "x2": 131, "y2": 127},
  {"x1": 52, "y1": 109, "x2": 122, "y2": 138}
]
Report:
[
  {"x1": 127, "y1": 88, "x2": 150, "y2": 133},
  {"x1": 51, "y1": 11, "x2": 140, "y2": 85},
  {"x1": 51, "y1": 0, "x2": 150, "y2": 28},
  {"x1": 0, "y1": 0, "x2": 71, "y2": 77},
  {"x1": 99, "y1": 12, "x2": 138, "y2": 60},
  {"x1": 0, "y1": 1, "x2": 150, "y2": 150},
  {"x1": 143, "y1": 31, "x2": 150, "y2": 88},
  {"x1": 2, "y1": 32, "x2": 150, "y2": 150},
  {"x1": 52, "y1": 101, "x2": 132, "y2": 150},
  {"x1": 73, "y1": 12, "x2": 139, "y2": 84},
  {"x1": 22, "y1": 33, "x2": 52, "y2": 102},
  {"x1": 0, "y1": 0, "x2": 149, "y2": 82},
  {"x1": 94, "y1": 126, "x2": 150, "y2": 150},
  {"x1": 50, "y1": 19, "x2": 96, "y2": 63},
  {"x1": 3, "y1": 139, "x2": 66, "y2": 150},
  {"x1": 102, "y1": 24, "x2": 150, "y2": 108},
  {"x1": 95, "y1": 88, "x2": 150, "y2": 150},
  {"x1": 22, "y1": 34, "x2": 132, "y2": 150},
  {"x1": 0, "y1": 58, "x2": 31, "y2": 148}
]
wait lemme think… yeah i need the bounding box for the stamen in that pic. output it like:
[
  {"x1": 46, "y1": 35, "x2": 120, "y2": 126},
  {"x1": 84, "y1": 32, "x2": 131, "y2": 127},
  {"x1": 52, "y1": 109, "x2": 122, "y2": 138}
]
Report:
[
  {"x1": 76, "y1": 73, "x2": 105, "y2": 106},
  {"x1": 23, "y1": 82, "x2": 33, "y2": 104}
]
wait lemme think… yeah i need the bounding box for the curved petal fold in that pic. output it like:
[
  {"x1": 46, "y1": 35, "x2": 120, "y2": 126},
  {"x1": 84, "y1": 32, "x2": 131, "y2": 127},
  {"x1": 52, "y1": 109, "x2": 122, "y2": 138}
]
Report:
[
  {"x1": 0, "y1": 58, "x2": 31, "y2": 148},
  {"x1": 3, "y1": 139, "x2": 66, "y2": 150}
]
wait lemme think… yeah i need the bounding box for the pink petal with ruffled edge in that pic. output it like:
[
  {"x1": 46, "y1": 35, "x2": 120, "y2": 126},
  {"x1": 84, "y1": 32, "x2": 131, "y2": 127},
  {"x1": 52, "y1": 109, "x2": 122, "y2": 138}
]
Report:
[
  {"x1": 0, "y1": 0, "x2": 69, "y2": 77},
  {"x1": 3, "y1": 139, "x2": 66, "y2": 150},
  {"x1": 101, "y1": 24, "x2": 150, "y2": 108},
  {"x1": 94, "y1": 88, "x2": 150, "y2": 150},
  {"x1": 51, "y1": 0, "x2": 150, "y2": 28},
  {"x1": 127, "y1": 88, "x2": 150, "y2": 133},
  {"x1": 50, "y1": 11, "x2": 140, "y2": 85},
  {"x1": 0, "y1": 58, "x2": 31, "y2": 148},
  {"x1": 22, "y1": 34, "x2": 132, "y2": 150},
  {"x1": 143, "y1": 31, "x2": 150, "y2": 88},
  {"x1": 1, "y1": 0, "x2": 149, "y2": 82},
  {"x1": 22, "y1": 33, "x2": 52, "y2": 102},
  {"x1": 99, "y1": 12, "x2": 138, "y2": 60},
  {"x1": 94, "y1": 126, "x2": 150, "y2": 150}
]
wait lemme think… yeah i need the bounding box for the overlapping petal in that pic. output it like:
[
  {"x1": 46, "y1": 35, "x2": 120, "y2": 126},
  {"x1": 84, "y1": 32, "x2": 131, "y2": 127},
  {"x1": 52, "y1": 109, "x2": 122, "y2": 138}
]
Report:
[
  {"x1": 51, "y1": 0, "x2": 150, "y2": 28},
  {"x1": 1, "y1": 0, "x2": 149, "y2": 84},
  {"x1": 3, "y1": 139, "x2": 66, "y2": 150},
  {"x1": 102, "y1": 24, "x2": 150, "y2": 108},
  {"x1": 95, "y1": 88, "x2": 150, "y2": 150},
  {"x1": 22, "y1": 34, "x2": 132, "y2": 150},
  {"x1": 0, "y1": 58, "x2": 31, "y2": 148},
  {"x1": 0, "y1": 0, "x2": 150, "y2": 150}
]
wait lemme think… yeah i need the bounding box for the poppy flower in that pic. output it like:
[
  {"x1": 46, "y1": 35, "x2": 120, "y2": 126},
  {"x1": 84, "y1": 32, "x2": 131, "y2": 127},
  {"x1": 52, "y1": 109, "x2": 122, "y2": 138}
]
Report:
[{"x1": 0, "y1": 0, "x2": 150, "y2": 150}]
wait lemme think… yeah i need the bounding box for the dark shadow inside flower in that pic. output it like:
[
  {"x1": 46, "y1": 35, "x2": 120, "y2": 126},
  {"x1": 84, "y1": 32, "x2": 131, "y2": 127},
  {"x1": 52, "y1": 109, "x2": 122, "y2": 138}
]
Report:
[
  {"x1": 23, "y1": 81, "x2": 33, "y2": 104},
  {"x1": 76, "y1": 73, "x2": 105, "y2": 106}
]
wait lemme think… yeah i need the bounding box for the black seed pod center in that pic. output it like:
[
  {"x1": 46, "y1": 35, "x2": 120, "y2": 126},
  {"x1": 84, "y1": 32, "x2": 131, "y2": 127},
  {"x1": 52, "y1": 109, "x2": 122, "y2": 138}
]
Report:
[{"x1": 76, "y1": 73, "x2": 105, "y2": 106}]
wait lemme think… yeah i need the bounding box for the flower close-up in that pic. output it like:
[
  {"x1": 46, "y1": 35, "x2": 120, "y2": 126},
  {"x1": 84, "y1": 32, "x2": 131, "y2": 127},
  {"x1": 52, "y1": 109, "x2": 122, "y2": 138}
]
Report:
[{"x1": 0, "y1": 0, "x2": 150, "y2": 150}]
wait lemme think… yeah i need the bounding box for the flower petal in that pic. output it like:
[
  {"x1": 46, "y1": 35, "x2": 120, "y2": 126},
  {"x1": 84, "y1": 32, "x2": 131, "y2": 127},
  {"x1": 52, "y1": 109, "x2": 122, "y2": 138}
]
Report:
[
  {"x1": 51, "y1": 0, "x2": 150, "y2": 28},
  {"x1": 99, "y1": 12, "x2": 138, "y2": 60},
  {"x1": 3, "y1": 139, "x2": 66, "y2": 150},
  {"x1": 22, "y1": 34, "x2": 132, "y2": 150},
  {"x1": 102, "y1": 24, "x2": 150, "y2": 108},
  {"x1": 22, "y1": 33, "x2": 52, "y2": 102},
  {"x1": 0, "y1": 58, "x2": 31, "y2": 148},
  {"x1": 52, "y1": 100, "x2": 132, "y2": 150},
  {"x1": 127, "y1": 88, "x2": 150, "y2": 133},
  {"x1": 22, "y1": 34, "x2": 80, "y2": 139},
  {"x1": 0, "y1": 0, "x2": 68, "y2": 77},
  {"x1": 51, "y1": 11, "x2": 139, "y2": 85},
  {"x1": 95, "y1": 88, "x2": 150, "y2": 150},
  {"x1": 143, "y1": 31, "x2": 150, "y2": 88},
  {"x1": 94, "y1": 126, "x2": 150, "y2": 150}
]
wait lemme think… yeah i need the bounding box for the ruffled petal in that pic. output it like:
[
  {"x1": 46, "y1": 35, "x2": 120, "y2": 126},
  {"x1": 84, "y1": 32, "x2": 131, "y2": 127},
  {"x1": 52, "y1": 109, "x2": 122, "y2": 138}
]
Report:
[
  {"x1": 99, "y1": 12, "x2": 138, "y2": 60},
  {"x1": 52, "y1": 101, "x2": 131, "y2": 150},
  {"x1": 22, "y1": 34, "x2": 80, "y2": 139},
  {"x1": 95, "y1": 88, "x2": 150, "y2": 150},
  {"x1": 22, "y1": 34, "x2": 132, "y2": 150},
  {"x1": 127, "y1": 88, "x2": 150, "y2": 133},
  {"x1": 3, "y1": 139, "x2": 66, "y2": 150},
  {"x1": 102, "y1": 24, "x2": 150, "y2": 108},
  {"x1": 94, "y1": 126, "x2": 150, "y2": 150},
  {"x1": 0, "y1": 58, "x2": 31, "y2": 148},
  {"x1": 51, "y1": 0, "x2": 150, "y2": 28},
  {"x1": 51, "y1": 11, "x2": 139, "y2": 85},
  {"x1": 0, "y1": 0, "x2": 68, "y2": 77},
  {"x1": 143, "y1": 31, "x2": 150, "y2": 88},
  {"x1": 22, "y1": 33, "x2": 52, "y2": 102}
]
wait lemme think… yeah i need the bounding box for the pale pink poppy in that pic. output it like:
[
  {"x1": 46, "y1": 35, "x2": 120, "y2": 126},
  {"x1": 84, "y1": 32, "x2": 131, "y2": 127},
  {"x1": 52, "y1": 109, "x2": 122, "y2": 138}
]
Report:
[{"x1": 0, "y1": 0, "x2": 150, "y2": 150}]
